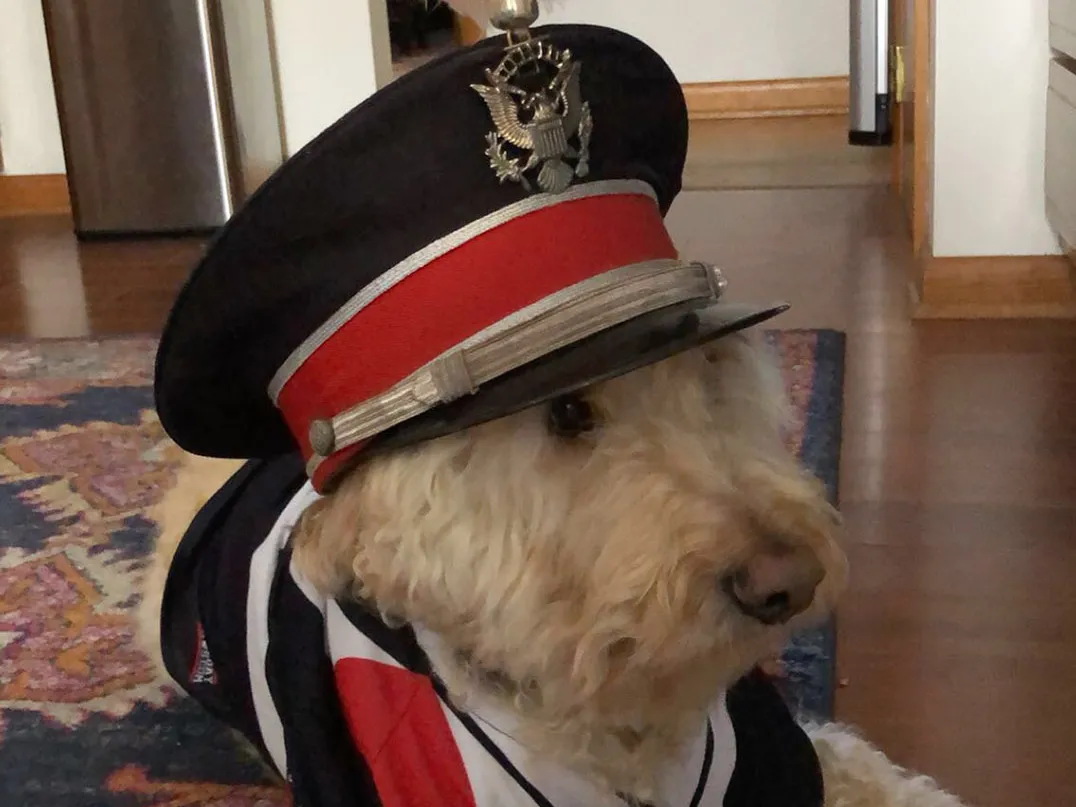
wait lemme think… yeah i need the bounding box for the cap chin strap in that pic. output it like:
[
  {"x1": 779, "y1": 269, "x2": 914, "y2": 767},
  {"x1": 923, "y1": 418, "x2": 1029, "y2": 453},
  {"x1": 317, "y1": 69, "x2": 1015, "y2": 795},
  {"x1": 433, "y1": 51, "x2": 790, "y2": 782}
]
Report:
[{"x1": 305, "y1": 258, "x2": 726, "y2": 478}]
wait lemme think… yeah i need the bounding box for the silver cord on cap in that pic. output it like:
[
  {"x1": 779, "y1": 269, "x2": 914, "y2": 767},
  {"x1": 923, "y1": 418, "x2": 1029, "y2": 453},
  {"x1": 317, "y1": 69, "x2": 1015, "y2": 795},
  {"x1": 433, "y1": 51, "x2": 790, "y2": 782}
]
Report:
[
  {"x1": 429, "y1": 350, "x2": 477, "y2": 402},
  {"x1": 304, "y1": 257, "x2": 727, "y2": 479}
]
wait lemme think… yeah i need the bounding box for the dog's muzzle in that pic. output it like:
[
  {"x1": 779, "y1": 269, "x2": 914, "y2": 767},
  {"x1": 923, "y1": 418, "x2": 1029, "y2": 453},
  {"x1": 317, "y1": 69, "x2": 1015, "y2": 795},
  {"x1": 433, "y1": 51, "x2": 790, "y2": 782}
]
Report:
[{"x1": 722, "y1": 542, "x2": 825, "y2": 626}]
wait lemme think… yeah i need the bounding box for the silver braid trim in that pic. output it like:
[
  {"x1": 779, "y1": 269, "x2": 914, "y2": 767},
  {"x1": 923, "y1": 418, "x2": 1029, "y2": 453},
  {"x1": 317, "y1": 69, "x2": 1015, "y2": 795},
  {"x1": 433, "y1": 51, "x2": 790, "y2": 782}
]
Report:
[{"x1": 305, "y1": 258, "x2": 727, "y2": 478}]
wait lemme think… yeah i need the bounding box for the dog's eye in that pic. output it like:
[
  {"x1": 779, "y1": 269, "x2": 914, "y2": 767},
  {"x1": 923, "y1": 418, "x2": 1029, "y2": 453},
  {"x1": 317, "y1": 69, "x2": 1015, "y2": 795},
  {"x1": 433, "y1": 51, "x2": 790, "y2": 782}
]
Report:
[{"x1": 548, "y1": 393, "x2": 595, "y2": 438}]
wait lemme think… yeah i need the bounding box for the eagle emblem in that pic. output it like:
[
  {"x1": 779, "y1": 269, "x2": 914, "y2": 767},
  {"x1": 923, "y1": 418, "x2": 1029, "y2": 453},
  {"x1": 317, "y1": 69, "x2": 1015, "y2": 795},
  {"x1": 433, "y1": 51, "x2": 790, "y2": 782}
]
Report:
[{"x1": 471, "y1": 39, "x2": 593, "y2": 194}]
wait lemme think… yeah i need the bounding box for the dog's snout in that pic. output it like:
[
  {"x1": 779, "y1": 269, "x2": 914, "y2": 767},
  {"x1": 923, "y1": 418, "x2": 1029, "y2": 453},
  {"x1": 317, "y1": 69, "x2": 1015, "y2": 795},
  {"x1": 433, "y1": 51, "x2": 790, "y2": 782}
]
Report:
[{"x1": 723, "y1": 542, "x2": 824, "y2": 625}]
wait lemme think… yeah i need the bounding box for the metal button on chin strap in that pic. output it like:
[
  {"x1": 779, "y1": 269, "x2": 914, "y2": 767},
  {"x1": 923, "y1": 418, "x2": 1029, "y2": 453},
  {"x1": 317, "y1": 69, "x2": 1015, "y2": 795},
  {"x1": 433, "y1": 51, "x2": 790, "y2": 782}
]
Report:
[
  {"x1": 308, "y1": 419, "x2": 336, "y2": 457},
  {"x1": 702, "y1": 262, "x2": 728, "y2": 299}
]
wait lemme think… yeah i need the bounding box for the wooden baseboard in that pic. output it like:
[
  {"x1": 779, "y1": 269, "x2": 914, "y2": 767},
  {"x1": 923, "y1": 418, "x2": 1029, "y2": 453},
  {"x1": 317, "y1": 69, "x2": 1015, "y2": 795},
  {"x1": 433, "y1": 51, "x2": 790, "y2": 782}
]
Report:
[
  {"x1": 0, "y1": 174, "x2": 71, "y2": 217},
  {"x1": 912, "y1": 254, "x2": 1076, "y2": 319},
  {"x1": 683, "y1": 77, "x2": 850, "y2": 121}
]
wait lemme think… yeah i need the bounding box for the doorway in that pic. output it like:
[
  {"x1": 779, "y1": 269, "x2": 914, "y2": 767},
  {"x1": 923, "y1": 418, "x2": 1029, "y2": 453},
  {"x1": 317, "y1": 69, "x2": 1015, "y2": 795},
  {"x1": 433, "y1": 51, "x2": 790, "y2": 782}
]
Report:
[
  {"x1": 849, "y1": 0, "x2": 932, "y2": 252},
  {"x1": 888, "y1": 0, "x2": 932, "y2": 255},
  {"x1": 386, "y1": 0, "x2": 474, "y2": 80}
]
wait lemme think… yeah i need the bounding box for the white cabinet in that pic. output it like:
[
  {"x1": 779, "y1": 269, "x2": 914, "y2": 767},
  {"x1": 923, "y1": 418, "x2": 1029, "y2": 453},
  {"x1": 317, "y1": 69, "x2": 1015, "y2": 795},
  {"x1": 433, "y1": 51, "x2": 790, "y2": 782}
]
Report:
[
  {"x1": 1052, "y1": 0, "x2": 1076, "y2": 58},
  {"x1": 1047, "y1": 0, "x2": 1076, "y2": 257}
]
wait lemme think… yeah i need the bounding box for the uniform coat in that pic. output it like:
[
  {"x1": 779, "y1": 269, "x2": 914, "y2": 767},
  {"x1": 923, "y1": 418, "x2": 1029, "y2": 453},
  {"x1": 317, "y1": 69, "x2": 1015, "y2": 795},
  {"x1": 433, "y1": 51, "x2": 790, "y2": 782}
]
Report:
[{"x1": 160, "y1": 455, "x2": 825, "y2": 807}]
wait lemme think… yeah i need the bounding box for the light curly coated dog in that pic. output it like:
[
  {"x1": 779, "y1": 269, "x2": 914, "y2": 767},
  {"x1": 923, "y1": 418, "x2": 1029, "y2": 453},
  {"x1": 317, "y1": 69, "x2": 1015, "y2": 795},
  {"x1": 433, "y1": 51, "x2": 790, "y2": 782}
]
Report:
[{"x1": 139, "y1": 335, "x2": 969, "y2": 807}]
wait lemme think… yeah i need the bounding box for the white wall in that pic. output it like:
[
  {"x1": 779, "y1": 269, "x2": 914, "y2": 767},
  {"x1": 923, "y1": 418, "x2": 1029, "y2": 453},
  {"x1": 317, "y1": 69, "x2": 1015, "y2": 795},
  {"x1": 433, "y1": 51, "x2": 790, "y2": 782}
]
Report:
[
  {"x1": 932, "y1": 0, "x2": 1062, "y2": 257},
  {"x1": 526, "y1": 0, "x2": 850, "y2": 83},
  {"x1": 268, "y1": 0, "x2": 392, "y2": 157},
  {"x1": 0, "y1": 0, "x2": 391, "y2": 176},
  {"x1": 1, "y1": 0, "x2": 850, "y2": 175},
  {"x1": 0, "y1": 2, "x2": 66, "y2": 175}
]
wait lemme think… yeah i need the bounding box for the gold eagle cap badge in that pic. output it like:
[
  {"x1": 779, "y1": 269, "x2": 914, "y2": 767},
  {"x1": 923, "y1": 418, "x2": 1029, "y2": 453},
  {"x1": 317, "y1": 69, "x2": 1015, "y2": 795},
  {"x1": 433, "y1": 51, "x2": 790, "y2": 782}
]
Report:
[{"x1": 471, "y1": 38, "x2": 593, "y2": 195}]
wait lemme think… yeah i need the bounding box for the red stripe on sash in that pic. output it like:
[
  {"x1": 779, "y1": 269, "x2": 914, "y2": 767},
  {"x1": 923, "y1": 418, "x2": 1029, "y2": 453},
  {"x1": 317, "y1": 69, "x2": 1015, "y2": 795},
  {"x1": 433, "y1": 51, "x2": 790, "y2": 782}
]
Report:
[{"x1": 334, "y1": 658, "x2": 477, "y2": 807}]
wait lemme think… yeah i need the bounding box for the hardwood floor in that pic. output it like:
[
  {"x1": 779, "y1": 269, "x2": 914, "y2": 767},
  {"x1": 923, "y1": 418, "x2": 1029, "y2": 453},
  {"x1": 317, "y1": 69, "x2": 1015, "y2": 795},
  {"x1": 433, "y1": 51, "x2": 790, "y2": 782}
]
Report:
[
  {"x1": 666, "y1": 187, "x2": 1076, "y2": 807},
  {"x1": 2, "y1": 124, "x2": 1074, "y2": 807},
  {"x1": 0, "y1": 215, "x2": 200, "y2": 338},
  {"x1": 684, "y1": 115, "x2": 891, "y2": 190}
]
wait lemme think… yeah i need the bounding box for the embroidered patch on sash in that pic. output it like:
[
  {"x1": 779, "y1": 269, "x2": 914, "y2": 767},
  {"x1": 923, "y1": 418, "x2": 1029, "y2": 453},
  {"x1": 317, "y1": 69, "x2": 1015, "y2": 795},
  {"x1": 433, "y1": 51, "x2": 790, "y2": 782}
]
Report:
[{"x1": 189, "y1": 622, "x2": 218, "y2": 686}]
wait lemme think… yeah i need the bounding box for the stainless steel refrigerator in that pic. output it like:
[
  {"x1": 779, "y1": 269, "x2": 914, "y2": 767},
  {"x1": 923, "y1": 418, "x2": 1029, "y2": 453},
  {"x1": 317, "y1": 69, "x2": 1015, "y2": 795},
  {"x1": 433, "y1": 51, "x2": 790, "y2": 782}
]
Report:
[
  {"x1": 849, "y1": 0, "x2": 892, "y2": 145},
  {"x1": 41, "y1": 0, "x2": 285, "y2": 237}
]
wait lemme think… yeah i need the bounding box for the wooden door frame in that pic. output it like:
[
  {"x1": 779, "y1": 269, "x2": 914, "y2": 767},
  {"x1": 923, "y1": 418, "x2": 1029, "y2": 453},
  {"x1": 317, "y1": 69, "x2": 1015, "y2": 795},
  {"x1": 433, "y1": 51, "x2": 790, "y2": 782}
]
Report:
[
  {"x1": 911, "y1": 0, "x2": 935, "y2": 261},
  {"x1": 901, "y1": 0, "x2": 1076, "y2": 318},
  {"x1": 891, "y1": 0, "x2": 935, "y2": 262}
]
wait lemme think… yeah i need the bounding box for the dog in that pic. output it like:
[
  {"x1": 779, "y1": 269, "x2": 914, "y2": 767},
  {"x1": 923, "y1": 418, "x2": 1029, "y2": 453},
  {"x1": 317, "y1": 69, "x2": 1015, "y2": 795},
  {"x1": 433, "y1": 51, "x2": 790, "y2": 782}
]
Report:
[
  {"x1": 138, "y1": 4, "x2": 973, "y2": 804},
  {"x1": 139, "y1": 334, "x2": 969, "y2": 807}
]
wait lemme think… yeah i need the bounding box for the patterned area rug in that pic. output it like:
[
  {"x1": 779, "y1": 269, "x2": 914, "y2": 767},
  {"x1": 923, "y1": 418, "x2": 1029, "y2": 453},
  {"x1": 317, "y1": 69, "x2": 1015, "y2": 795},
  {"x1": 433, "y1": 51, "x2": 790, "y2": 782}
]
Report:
[{"x1": 0, "y1": 330, "x2": 845, "y2": 806}]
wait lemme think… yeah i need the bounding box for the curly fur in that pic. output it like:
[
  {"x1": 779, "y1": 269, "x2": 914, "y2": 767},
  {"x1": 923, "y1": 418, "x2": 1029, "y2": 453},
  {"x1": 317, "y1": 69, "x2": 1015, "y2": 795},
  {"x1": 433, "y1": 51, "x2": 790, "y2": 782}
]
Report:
[
  {"x1": 807, "y1": 723, "x2": 969, "y2": 807},
  {"x1": 140, "y1": 331, "x2": 969, "y2": 806},
  {"x1": 289, "y1": 334, "x2": 843, "y2": 798}
]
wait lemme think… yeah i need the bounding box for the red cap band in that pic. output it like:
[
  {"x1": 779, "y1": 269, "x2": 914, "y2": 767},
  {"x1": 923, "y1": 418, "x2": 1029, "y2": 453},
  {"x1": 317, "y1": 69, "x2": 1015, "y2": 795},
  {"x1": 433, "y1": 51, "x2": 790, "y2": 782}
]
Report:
[{"x1": 275, "y1": 188, "x2": 677, "y2": 481}]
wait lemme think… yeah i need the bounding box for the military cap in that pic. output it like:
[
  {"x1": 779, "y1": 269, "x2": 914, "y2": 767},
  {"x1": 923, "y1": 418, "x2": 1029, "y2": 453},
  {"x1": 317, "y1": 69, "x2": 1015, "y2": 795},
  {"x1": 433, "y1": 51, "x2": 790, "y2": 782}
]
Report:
[{"x1": 154, "y1": 12, "x2": 787, "y2": 491}]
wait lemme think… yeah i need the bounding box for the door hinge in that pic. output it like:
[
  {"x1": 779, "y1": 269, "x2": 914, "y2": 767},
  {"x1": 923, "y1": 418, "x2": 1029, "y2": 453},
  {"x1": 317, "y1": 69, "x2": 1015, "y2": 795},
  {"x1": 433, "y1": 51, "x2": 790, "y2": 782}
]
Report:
[{"x1": 891, "y1": 44, "x2": 908, "y2": 103}]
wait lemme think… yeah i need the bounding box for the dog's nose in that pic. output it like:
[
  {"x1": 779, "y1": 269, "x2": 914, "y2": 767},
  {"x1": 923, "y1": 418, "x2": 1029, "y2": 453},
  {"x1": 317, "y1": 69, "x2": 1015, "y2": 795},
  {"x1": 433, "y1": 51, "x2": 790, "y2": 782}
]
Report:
[{"x1": 723, "y1": 542, "x2": 825, "y2": 625}]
